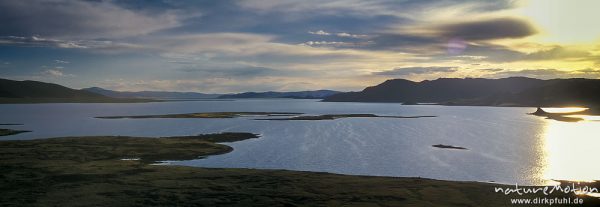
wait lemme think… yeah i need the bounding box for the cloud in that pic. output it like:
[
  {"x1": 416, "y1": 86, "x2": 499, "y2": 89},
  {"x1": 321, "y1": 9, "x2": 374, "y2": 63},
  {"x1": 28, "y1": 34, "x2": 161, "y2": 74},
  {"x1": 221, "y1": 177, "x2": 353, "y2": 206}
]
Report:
[
  {"x1": 177, "y1": 66, "x2": 294, "y2": 78},
  {"x1": 149, "y1": 33, "x2": 376, "y2": 65},
  {"x1": 309, "y1": 30, "x2": 370, "y2": 38},
  {"x1": 41, "y1": 69, "x2": 73, "y2": 78},
  {"x1": 300, "y1": 41, "x2": 372, "y2": 47},
  {"x1": 362, "y1": 33, "x2": 443, "y2": 52},
  {"x1": 309, "y1": 30, "x2": 331, "y2": 36},
  {"x1": 523, "y1": 46, "x2": 591, "y2": 61},
  {"x1": 373, "y1": 66, "x2": 458, "y2": 76},
  {"x1": 336, "y1": 32, "x2": 369, "y2": 39},
  {"x1": 0, "y1": 0, "x2": 183, "y2": 38},
  {"x1": 2, "y1": 0, "x2": 596, "y2": 93},
  {"x1": 238, "y1": 0, "x2": 516, "y2": 18},
  {"x1": 97, "y1": 77, "x2": 325, "y2": 94},
  {"x1": 54, "y1": 60, "x2": 69, "y2": 64},
  {"x1": 148, "y1": 33, "x2": 274, "y2": 54},
  {"x1": 0, "y1": 36, "x2": 141, "y2": 51},
  {"x1": 435, "y1": 18, "x2": 537, "y2": 40},
  {"x1": 479, "y1": 68, "x2": 505, "y2": 72},
  {"x1": 489, "y1": 68, "x2": 600, "y2": 79},
  {"x1": 467, "y1": 44, "x2": 597, "y2": 63}
]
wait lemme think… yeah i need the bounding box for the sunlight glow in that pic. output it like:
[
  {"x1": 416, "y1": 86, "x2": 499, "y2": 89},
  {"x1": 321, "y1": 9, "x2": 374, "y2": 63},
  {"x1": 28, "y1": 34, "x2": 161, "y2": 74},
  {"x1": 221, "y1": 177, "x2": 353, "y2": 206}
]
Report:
[
  {"x1": 541, "y1": 119, "x2": 600, "y2": 182},
  {"x1": 565, "y1": 115, "x2": 600, "y2": 122},
  {"x1": 518, "y1": 0, "x2": 600, "y2": 43}
]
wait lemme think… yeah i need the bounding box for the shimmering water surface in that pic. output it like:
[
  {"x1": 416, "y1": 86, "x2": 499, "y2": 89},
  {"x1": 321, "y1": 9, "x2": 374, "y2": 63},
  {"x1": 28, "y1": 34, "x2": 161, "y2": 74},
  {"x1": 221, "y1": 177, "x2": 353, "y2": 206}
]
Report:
[{"x1": 1, "y1": 99, "x2": 598, "y2": 185}]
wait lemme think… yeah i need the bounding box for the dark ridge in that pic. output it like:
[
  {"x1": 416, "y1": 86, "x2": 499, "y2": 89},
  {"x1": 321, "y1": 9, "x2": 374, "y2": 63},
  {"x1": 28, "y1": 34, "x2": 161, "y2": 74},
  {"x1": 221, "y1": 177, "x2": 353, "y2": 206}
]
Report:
[
  {"x1": 0, "y1": 78, "x2": 105, "y2": 99},
  {"x1": 0, "y1": 78, "x2": 151, "y2": 103},
  {"x1": 324, "y1": 77, "x2": 600, "y2": 108}
]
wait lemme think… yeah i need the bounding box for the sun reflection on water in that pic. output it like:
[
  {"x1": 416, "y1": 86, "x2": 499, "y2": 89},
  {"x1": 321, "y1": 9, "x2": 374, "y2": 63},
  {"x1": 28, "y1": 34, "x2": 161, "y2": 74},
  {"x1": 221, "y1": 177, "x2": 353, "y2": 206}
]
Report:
[
  {"x1": 542, "y1": 107, "x2": 589, "y2": 113},
  {"x1": 541, "y1": 117, "x2": 600, "y2": 182}
]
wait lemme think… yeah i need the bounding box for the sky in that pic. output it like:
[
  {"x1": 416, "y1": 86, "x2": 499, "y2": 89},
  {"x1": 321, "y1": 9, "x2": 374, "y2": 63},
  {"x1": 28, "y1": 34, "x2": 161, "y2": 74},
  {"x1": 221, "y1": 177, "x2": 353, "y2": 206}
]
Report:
[{"x1": 1, "y1": 0, "x2": 600, "y2": 93}]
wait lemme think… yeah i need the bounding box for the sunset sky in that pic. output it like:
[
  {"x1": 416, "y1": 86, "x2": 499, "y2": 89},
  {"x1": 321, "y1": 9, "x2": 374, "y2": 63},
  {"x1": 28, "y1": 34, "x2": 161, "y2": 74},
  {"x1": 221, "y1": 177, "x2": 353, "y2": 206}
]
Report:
[{"x1": 1, "y1": 0, "x2": 599, "y2": 93}]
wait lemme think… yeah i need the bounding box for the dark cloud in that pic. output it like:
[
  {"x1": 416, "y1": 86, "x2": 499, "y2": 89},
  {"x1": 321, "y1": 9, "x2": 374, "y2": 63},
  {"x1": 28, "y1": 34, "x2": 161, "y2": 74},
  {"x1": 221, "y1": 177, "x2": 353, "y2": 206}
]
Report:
[
  {"x1": 363, "y1": 34, "x2": 443, "y2": 52},
  {"x1": 373, "y1": 66, "x2": 457, "y2": 76},
  {"x1": 437, "y1": 18, "x2": 537, "y2": 40},
  {"x1": 309, "y1": 18, "x2": 536, "y2": 56},
  {"x1": 0, "y1": 0, "x2": 181, "y2": 38}
]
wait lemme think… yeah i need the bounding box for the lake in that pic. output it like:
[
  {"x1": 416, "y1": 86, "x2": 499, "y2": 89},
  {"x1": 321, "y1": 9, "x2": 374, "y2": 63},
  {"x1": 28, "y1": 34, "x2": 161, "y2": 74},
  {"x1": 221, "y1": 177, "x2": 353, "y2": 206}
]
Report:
[{"x1": 1, "y1": 99, "x2": 598, "y2": 185}]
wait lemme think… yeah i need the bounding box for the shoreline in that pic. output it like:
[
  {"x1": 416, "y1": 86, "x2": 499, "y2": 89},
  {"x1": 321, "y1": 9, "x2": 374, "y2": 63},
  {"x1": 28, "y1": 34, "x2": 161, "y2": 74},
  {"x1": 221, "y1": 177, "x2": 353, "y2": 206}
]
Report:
[{"x1": 2, "y1": 133, "x2": 598, "y2": 206}]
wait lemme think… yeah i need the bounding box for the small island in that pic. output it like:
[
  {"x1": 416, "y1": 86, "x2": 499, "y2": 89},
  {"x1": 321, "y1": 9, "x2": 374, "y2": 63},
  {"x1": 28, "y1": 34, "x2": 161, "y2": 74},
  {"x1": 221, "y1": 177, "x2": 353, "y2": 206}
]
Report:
[
  {"x1": 97, "y1": 112, "x2": 303, "y2": 119},
  {"x1": 97, "y1": 112, "x2": 437, "y2": 121},
  {"x1": 0, "y1": 128, "x2": 30, "y2": 136},
  {"x1": 529, "y1": 107, "x2": 587, "y2": 122},
  {"x1": 432, "y1": 144, "x2": 468, "y2": 150},
  {"x1": 257, "y1": 114, "x2": 437, "y2": 120}
]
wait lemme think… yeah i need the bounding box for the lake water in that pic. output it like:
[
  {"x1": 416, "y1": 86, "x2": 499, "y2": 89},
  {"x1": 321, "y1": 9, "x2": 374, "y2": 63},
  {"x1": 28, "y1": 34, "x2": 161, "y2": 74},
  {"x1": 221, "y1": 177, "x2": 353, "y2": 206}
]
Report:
[{"x1": 1, "y1": 99, "x2": 599, "y2": 185}]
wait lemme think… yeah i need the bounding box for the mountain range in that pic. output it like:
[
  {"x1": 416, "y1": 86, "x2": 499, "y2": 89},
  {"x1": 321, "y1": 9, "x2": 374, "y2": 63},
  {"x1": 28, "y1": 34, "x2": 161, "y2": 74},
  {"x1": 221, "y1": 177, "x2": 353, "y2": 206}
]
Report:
[
  {"x1": 83, "y1": 87, "x2": 340, "y2": 99},
  {"x1": 323, "y1": 77, "x2": 600, "y2": 107},
  {"x1": 82, "y1": 87, "x2": 222, "y2": 99},
  {"x1": 4, "y1": 77, "x2": 600, "y2": 107},
  {"x1": 0, "y1": 78, "x2": 341, "y2": 103}
]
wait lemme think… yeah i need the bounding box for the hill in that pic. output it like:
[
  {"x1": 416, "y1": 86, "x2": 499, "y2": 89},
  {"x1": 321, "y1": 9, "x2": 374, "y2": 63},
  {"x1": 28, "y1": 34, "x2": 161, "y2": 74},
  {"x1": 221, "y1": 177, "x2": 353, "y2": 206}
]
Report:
[
  {"x1": 323, "y1": 77, "x2": 600, "y2": 107},
  {"x1": 83, "y1": 87, "x2": 222, "y2": 99},
  {"x1": 218, "y1": 90, "x2": 340, "y2": 99},
  {"x1": 0, "y1": 78, "x2": 149, "y2": 103}
]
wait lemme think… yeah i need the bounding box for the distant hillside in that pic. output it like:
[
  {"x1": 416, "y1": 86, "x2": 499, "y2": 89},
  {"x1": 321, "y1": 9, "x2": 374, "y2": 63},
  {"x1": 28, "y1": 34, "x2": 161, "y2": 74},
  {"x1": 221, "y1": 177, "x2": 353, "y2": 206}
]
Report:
[
  {"x1": 0, "y1": 78, "x2": 148, "y2": 103},
  {"x1": 450, "y1": 78, "x2": 600, "y2": 107},
  {"x1": 0, "y1": 78, "x2": 107, "y2": 99},
  {"x1": 323, "y1": 77, "x2": 600, "y2": 107},
  {"x1": 218, "y1": 90, "x2": 341, "y2": 99},
  {"x1": 83, "y1": 87, "x2": 222, "y2": 99}
]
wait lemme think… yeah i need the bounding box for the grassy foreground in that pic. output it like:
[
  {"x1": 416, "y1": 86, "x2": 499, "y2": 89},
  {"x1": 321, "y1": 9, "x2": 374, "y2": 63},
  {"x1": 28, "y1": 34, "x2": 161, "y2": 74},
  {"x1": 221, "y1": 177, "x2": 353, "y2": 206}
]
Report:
[{"x1": 1, "y1": 133, "x2": 597, "y2": 206}]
